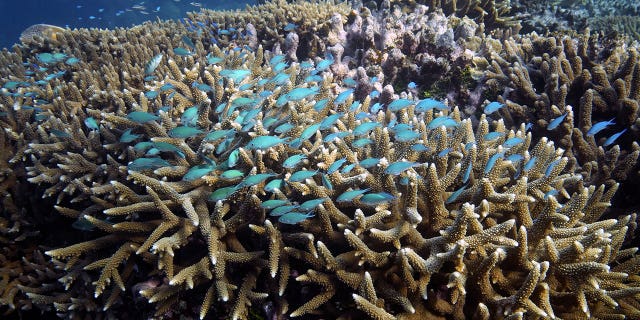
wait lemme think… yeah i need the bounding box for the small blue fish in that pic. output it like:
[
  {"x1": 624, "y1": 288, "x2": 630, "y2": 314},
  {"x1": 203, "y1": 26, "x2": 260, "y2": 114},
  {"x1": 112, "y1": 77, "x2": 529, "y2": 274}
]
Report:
[
  {"x1": 385, "y1": 161, "x2": 417, "y2": 175},
  {"x1": 168, "y1": 126, "x2": 203, "y2": 138},
  {"x1": 183, "y1": 164, "x2": 215, "y2": 181},
  {"x1": 546, "y1": 112, "x2": 568, "y2": 130},
  {"x1": 603, "y1": 129, "x2": 626, "y2": 147},
  {"x1": 300, "y1": 124, "x2": 321, "y2": 140},
  {"x1": 120, "y1": 128, "x2": 141, "y2": 143},
  {"x1": 84, "y1": 117, "x2": 99, "y2": 131},
  {"x1": 427, "y1": 116, "x2": 458, "y2": 129},
  {"x1": 152, "y1": 142, "x2": 186, "y2": 158},
  {"x1": 388, "y1": 99, "x2": 414, "y2": 112},
  {"x1": 269, "y1": 54, "x2": 285, "y2": 65},
  {"x1": 411, "y1": 144, "x2": 430, "y2": 152},
  {"x1": 246, "y1": 136, "x2": 288, "y2": 150},
  {"x1": 353, "y1": 138, "x2": 373, "y2": 148},
  {"x1": 209, "y1": 186, "x2": 238, "y2": 202},
  {"x1": 353, "y1": 122, "x2": 381, "y2": 136},
  {"x1": 264, "y1": 179, "x2": 284, "y2": 192},
  {"x1": 299, "y1": 198, "x2": 327, "y2": 211},
  {"x1": 50, "y1": 129, "x2": 70, "y2": 138},
  {"x1": 545, "y1": 159, "x2": 561, "y2": 177},
  {"x1": 523, "y1": 156, "x2": 537, "y2": 171},
  {"x1": 445, "y1": 184, "x2": 467, "y2": 204},
  {"x1": 205, "y1": 129, "x2": 235, "y2": 141},
  {"x1": 337, "y1": 189, "x2": 369, "y2": 202},
  {"x1": 127, "y1": 111, "x2": 159, "y2": 123},
  {"x1": 587, "y1": 118, "x2": 615, "y2": 136},
  {"x1": 313, "y1": 99, "x2": 329, "y2": 111},
  {"x1": 483, "y1": 132, "x2": 505, "y2": 141},
  {"x1": 305, "y1": 75, "x2": 324, "y2": 83},
  {"x1": 260, "y1": 199, "x2": 290, "y2": 209},
  {"x1": 359, "y1": 158, "x2": 380, "y2": 168},
  {"x1": 270, "y1": 72, "x2": 290, "y2": 85},
  {"x1": 274, "y1": 62, "x2": 288, "y2": 72},
  {"x1": 407, "y1": 81, "x2": 417, "y2": 89},
  {"x1": 341, "y1": 163, "x2": 356, "y2": 174},
  {"x1": 334, "y1": 89, "x2": 354, "y2": 105},
  {"x1": 220, "y1": 69, "x2": 251, "y2": 83},
  {"x1": 182, "y1": 35, "x2": 195, "y2": 49},
  {"x1": 315, "y1": 56, "x2": 334, "y2": 72},
  {"x1": 173, "y1": 47, "x2": 193, "y2": 56},
  {"x1": 370, "y1": 102, "x2": 383, "y2": 113},
  {"x1": 145, "y1": 91, "x2": 159, "y2": 99},
  {"x1": 484, "y1": 101, "x2": 504, "y2": 114},
  {"x1": 238, "y1": 173, "x2": 276, "y2": 188},
  {"x1": 278, "y1": 212, "x2": 314, "y2": 224},
  {"x1": 503, "y1": 137, "x2": 524, "y2": 148},
  {"x1": 283, "y1": 154, "x2": 307, "y2": 169},
  {"x1": 220, "y1": 169, "x2": 244, "y2": 180},
  {"x1": 228, "y1": 149, "x2": 240, "y2": 167},
  {"x1": 322, "y1": 174, "x2": 333, "y2": 190},
  {"x1": 274, "y1": 123, "x2": 294, "y2": 134},
  {"x1": 206, "y1": 54, "x2": 224, "y2": 64},
  {"x1": 359, "y1": 192, "x2": 395, "y2": 205},
  {"x1": 438, "y1": 148, "x2": 452, "y2": 157},
  {"x1": 462, "y1": 163, "x2": 472, "y2": 183},
  {"x1": 289, "y1": 170, "x2": 318, "y2": 182},
  {"x1": 128, "y1": 157, "x2": 171, "y2": 171},
  {"x1": 270, "y1": 205, "x2": 299, "y2": 217},
  {"x1": 65, "y1": 57, "x2": 80, "y2": 65},
  {"x1": 484, "y1": 152, "x2": 504, "y2": 174},
  {"x1": 327, "y1": 158, "x2": 347, "y2": 174},
  {"x1": 285, "y1": 87, "x2": 319, "y2": 102},
  {"x1": 506, "y1": 154, "x2": 524, "y2": 163},
  {"x1": 320, "y1": 113, "x2": 343, "y2": 130}
]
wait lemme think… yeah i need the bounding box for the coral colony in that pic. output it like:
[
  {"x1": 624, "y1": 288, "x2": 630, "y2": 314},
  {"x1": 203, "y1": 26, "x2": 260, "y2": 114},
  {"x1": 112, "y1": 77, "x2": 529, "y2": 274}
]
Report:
[{"x1": 1, "y1": 0, "x2": 640, "y2": 319}]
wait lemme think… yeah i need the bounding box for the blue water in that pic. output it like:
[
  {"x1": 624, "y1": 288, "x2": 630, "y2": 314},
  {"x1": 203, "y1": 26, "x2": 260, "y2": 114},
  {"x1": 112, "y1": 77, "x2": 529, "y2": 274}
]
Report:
[{"x1": 0, "y1": 0, "x2": 256, "y2": 49}]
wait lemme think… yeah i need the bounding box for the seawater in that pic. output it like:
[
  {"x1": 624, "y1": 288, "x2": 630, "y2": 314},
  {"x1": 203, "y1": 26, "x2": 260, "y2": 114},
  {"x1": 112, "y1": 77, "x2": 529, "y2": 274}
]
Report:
[{"x1": 0, "y1": 0, "x2": 255, "y2": 49}]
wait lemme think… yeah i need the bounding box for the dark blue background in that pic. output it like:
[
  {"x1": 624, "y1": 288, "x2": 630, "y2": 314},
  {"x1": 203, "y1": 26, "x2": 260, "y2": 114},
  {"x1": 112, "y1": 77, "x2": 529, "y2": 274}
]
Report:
[{"x1": 0, "y1": 0, "x2": 256, "y2": 49}]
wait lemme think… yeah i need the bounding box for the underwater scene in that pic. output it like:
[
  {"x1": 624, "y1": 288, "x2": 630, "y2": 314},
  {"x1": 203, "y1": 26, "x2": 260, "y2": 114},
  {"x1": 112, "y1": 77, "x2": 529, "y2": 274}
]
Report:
[{"x1": 1, "y1": 0, "x2": 640, "y2": 319}]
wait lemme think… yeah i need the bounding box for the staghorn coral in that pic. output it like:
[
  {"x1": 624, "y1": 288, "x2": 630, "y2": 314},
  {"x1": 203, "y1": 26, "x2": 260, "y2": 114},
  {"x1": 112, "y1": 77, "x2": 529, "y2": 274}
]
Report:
[
  {"x1": 0, "y1": 1, "x2": 639, "y2": 319},
  {"x1": 478, "y1": 30, "x2": 640, "y2": 191}
]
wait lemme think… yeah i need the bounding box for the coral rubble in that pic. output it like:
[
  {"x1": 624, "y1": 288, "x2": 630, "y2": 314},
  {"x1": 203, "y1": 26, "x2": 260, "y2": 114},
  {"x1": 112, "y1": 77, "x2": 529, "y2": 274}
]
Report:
[{"x1": 0, "y1": 0, "x2": 639, "y2": 319}]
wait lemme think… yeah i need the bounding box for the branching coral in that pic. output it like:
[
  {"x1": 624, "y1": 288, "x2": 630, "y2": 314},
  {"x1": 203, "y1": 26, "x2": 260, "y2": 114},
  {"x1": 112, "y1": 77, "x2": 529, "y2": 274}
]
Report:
[{"x1": 0, "y1": 1, "x2": 639, "y2": 319}]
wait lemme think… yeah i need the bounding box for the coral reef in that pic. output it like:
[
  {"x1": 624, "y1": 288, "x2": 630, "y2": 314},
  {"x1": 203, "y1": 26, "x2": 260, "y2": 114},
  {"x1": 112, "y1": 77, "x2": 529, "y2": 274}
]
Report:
[{"x1": 0, "y1": 0, "x2": 639, "y2": 319}]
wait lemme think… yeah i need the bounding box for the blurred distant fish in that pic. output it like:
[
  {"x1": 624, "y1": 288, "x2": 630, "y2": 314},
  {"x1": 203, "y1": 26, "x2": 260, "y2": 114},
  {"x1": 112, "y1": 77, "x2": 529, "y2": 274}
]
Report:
[{"x1": 190, "y1": 2, "x2": 203, "y2": 7}]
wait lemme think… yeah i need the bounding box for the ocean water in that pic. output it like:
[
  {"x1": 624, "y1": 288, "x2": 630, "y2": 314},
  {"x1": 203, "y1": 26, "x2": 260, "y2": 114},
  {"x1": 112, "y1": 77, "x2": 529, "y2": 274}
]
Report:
[{"x1": 0, "y1": 0, "x2": 256, "y2": 50}]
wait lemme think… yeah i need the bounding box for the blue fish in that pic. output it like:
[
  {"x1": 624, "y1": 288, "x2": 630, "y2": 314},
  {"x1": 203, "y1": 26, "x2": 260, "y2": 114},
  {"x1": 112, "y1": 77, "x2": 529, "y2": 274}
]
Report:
[
  {"x1": 370, "y1": 102, "x2": 383, "y2": 113},
  {"x1": 220, "y1": 169, "x2": 244, "y2": 180},
  {"x1": 269, "y1": 54, "x2": 285, "y2": 65},
  {"x1": 407, "y1": 81, "x2": 417, "y2": 89},
  {"x1": 411, "y1": 144, "x2": 430, "y2": 152},
  {"x1": 220, "y1": 69, "x2": 251, "y2": 83},
  {"x1": 484, "y1": 101, "x2": 504, "y2": 114},
  {"x1": 587, "y1": 118, "x2": 615, "y2": 136},
  {"x1": 546, "y1": 112, "x2": 568, "y2": 130},
  {"x1": 334, "y1": 89, "x2": 354, "y2": 105},
  {"x1": 304, "y1": 75, "x2": 324, "y2": 83},
  {"x1": 503, "y1": 137, "x2": 524, "y2": 148},
  {"x1": 315, "y1": 56, "x2": 334, "y2": 72},
  {"x1": 84, "y1": 117, "x2": 99, "y2": 131},
  {"x1": 545, "y1": 159, "x2": 561, "y2": 177},
  {"x1": 388, "y1": 99, "x2": 414, "y2": 112},
  {"x1": 353, "y1": 138, "x2": 373, "y2": 148},
  {"x1": 228, "y1": 149, "x2": 240, "y2": 167},
  {"x1": 523, "y1": 156, "x2": 537, "y2": 171},
  {"x1": 341, "y1": 163, "x2": 356, "y2": 174},
  {"x1": 238, "y1": 173, "x2": 277, "y2": 188},
  {"x1": 285, "y1": 87, "x2": 319, "y2": 102},
  {"x1": 603, "y1": 129, "x2": 626, "y2": 147},
  {"x1": 322, "y1": 174, "x2": 333, "y2": 190},
  {"x1": 246, "y1": 136, "x2": 288, "y2": 150},
  {"x1": 353, "y1": 122, "x2": 381, "y2": 136},
  {"x1": 278, "y1": 212, "x2": 314, "y2": 224},
  {"x1": 181, "y1": 106, "x2": 199, "y2": 126},
  {"x1": 484, "y1": 152, "x2": 504, "y2": 174},
  {"x1": 128, "y1": 157, "x2": 171, "y2": 171},
  {"x1": 152, "y1": 142, "x2": 186, "y2": 158},
  {"x1": 274, "y1": 123, "x2": 295, "y2": 134},
  {"x1": 313, "y1": 99, "x2": 329, "y2": 111},
  {"x1": 270, "y1": 73, "x2": 290, "y2": 85},
  {"x1": 299, "y1": 198, "x2": 327, "y2": 211},
  {"x1": 427, "y1": 116, "x2": 458, "y2": 129},
  {"x1": 264, "y1": 179, "x2": 284, "y2": 192},
  {"x1": 50, "y1": 129, "x2": 70, "y2": 138},
  {"x1": 209, "y1": 186, "x2": 238, "y2": 202},
  {"x1": 462, "y1": 163, "x2": 472, "y2": 183},
  {"x1": 415, "y1": 98, "x2": 449, "y2": 113},
  {"x1": 385, "y1": 161, "x2": 417, "y2": 175},
  {"x1": 120, "y1": 128, "x2": 141, "y2": 143},
  {"x1": 359, "y1": 158, "x2": 380, "y2": 168},
  {"x1": 506, "y1": 154, "x2": 524, "y2": 163},
  {"x1": 289, "y1": 170, "x2": 318, "y2": 182},
  {"x1": 270, "y1": 205, "x2": 299, "y2": 217},
  {"x1": 206, "y1": 54, "x2": 224, "y2": 64},
  {"x1": 127, "y1": 111, "x2": 160, "y2": 123},
  {"x1": 283, "y1": 154, "x2": 307, "y2": 169},
  {"x1": 483, "y1": 132, "x2": 505, "y2": 141},
  {"x1": 260, "y1": 199, "x2": 290, "y2": 209},
  {"x1": 300, "y1": 123, "x2": 321, "y2": 140},
  {"x1": 438, "y1": 148, "x2": 452, "y2": 157},
  {"x1": 359, "y1": 192, "x2": 395, "y2": 205},
  {"x1": 205, "y1": 129, "x2": 235, "y2": 141},
  {"x1": 337, "y1": 189, "x2": 370, "y2": 202},
  {"x1": 320, "y1": 113, "x2": 343, "y2": 130},
  {"x1": 283, "y1": 22, "x2": 297, "y2": 32},
  {"x1": 168, "y1": 126, "x2": 203, "y2": 138},
  {"x1": 445, "y1": 184, "x2": 467, "y2": 204},
  {"x1": 173, "y1": 47, "x2": 193, "y2": 56},
  {"x1": 183, "y1": 164, "x2": 215, "y2": 181},
  {"x1": 145, "y1": 91, "x2": 159, "y2": 99},
  {"x1": 327, "y1": 158, "x2": 347, "y2": 174},
  {"x1": 544, "y1": 189, "x2": 559, "y2": 200}
]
